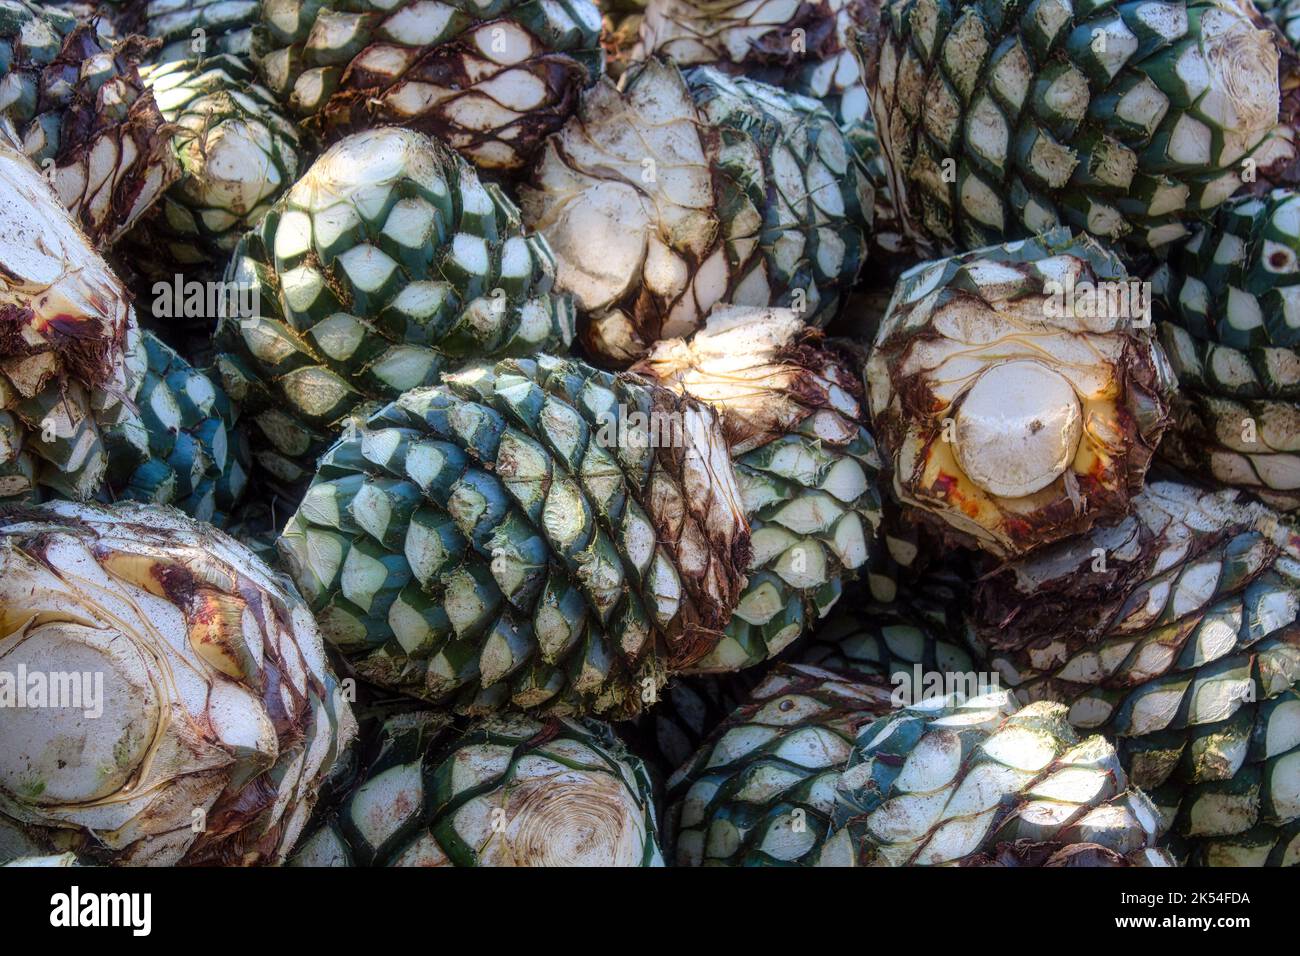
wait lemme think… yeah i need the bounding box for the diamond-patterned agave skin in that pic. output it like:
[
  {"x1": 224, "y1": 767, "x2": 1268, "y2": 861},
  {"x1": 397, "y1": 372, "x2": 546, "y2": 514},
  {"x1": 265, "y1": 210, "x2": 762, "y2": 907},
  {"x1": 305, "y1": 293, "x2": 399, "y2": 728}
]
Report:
[
  {"x1": 216, "y1": 127, "x2": 576, "y2": 494},
  {"x1": 290, "y1": 711, "x2": 663, "y2": 865},
  {"x1": 34, "y1": 0, "x2": 116, "y2": 32},
  {"x1": 222, "y1": 498, "x2": 282, "y2": 563},
  {"x1": 628, "y1": 0, "x2": 918, "y2": 270},
  {"x1": 795, "y1": 568, "x2": 974, "y2": 680},
  {"x1": 520, "y1": 58, "x2": 873, "y2": 366},
  {"x1": 0, "y1": 135, "x2": 132, "y2": 503},
  {"x1": 853, "y1": 0, "x2": 1282, "y2": 255},
  {"x1": 1160, "y1": 391, "x2": 1300, "y2": 512},
  {"x1": 666, "y1": 663, "x2": 896, "y2": 865},
  {"x1": 253, "y1": 0, "x2": 604, "y2": 173},
  {"x1": 1, "y1": 313, "x2": 251, "y2": 523},
  {"x1": 969, "y1": 481, "x2": 1300, "y2": 866},
  {"x1": 128, "y1": 0, "x2": 261, "y2": 62},
  {"x1": 0, "y1": 500, "x2": 357, "y2": 866},
  {"x1": 682, "y1": 63, "x2": 876, "y2": 312},
  {"x1": 1152, "y1": 190, "x2": 1300, "y2": 351},
  {"x1": 125, "y1": 54, "x2": 302, "y2": 278},
  {"x1": 635, "y1": 306, "x2": 884, "y2": 669},
  {"x1": 0, "y1": 0, "x2": 179, "y2": 248},
  {"x1": 848, "y1": 493, "x2": 940, "y2": 602},
  {"x1": 1246, "y1": 0, "x2": 1300, "y2": 194},
  {"x1": 277, "y1": 353, "x2": 751, "y2": 719},
  {"x1": 868, "y1": 228, "x2": 1173, "y2": 558},
  {"x1": 622, "y1": 670, "x2": 763, "y2": 776},
  {"x1": 826, "y1": 692, "x2": 1175, "y2": 866},
  {"x1": 852, "y1": 105, "x2": 922, "y2": 274},
  {"x1": 102, "y1": 326, "x2": 250, "y2": 524},
  {"x1": 1152, "y1": 188, "x2": 1300, "y2": 511}
]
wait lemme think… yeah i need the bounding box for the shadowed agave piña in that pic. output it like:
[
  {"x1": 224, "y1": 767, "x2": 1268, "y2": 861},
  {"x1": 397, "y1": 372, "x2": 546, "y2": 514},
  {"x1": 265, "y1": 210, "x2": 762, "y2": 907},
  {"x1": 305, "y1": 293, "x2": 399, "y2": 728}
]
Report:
[
  {"x1": 1153, "y1": 188, "x2": 1300, "y2": 511},
  {"x1": 0, "y1": 0, "x2": 179, "y2": 247},
  {"x1": 290, "y1": 711, "x2": 663, "y2": 866},
  {"x1": 667, "y1": 663, "x2": 896, "y2": 865},
  {"x1": 254, "y1": 0, "x2": 605, "y2": 172}
]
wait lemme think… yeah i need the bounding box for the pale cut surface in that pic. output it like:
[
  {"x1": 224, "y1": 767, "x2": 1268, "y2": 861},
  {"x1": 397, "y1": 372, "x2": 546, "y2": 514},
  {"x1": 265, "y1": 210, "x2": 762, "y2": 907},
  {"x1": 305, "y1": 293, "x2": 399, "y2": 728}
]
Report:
[
  {"x1": 954, "y1": 360, "x2": 1083, "y2": 499},
  {"x1": 0, "y1": 501, "x2": 356, "y2": 866},
  {"x1": 869, "y1": 228, "x2": 1172, "y2": 557}
]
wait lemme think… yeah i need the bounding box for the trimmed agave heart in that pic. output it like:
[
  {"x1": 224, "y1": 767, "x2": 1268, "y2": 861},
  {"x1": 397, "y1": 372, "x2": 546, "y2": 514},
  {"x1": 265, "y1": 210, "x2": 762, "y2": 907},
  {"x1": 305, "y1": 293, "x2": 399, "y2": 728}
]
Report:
[
  {"x1": 635, "y1": 305, "x2": 884, "y2": 668},
  {"x1": 825, "y1": 691, "x2": 1176, "y2": 866},
  {"x1": 0, "y1": 1, "x2": 179, "y2": 248},
  {"x1": 0, "y1": 133, "x2": 132, "y2": 502},
  {"x1": 290, "y1": 711, "x2": 663, "y2": 866},
  {"x1": 0, "y1": 501, "x2": 356, "y2": 866},
  {"x1": 520, "y1": 58, "x2": 873, "y2": 365},
  {"x1": 216, "y1": 127, "x2": 575, "y2": 495},
  {"x1": 868, "y1": 228, "x2": 1173, "y2": 558},
  {"x1": 969, "y1": 480, "x2": 1300, "y2": 866}
]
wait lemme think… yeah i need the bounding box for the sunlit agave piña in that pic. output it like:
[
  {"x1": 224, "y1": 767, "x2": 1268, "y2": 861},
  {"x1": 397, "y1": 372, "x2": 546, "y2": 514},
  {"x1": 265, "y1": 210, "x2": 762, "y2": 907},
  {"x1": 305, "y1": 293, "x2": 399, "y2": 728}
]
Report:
[
  {"x1": 520, "y1": 58, "x2": 873, "y2": 365},
  {"x1": 824, "y1": 690, "x2": 1176, "y2": 866},
  {"x1": 969, "y1": 481, "x2": 1300, "y2": 866},
  {"x1": 868, "y1": 229, "x2": 1172, "y2": 558},
  {"x1": 635, "y1": 305, "x2": 884, "y2": 668},
  {"x1": 853, "y1": 0, "x2": 1283, "y2": 254}
]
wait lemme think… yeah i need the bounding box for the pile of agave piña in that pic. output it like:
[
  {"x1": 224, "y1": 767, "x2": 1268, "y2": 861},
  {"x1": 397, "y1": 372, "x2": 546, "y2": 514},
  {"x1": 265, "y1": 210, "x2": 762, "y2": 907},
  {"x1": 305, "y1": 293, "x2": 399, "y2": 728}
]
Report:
[{"x1": 0, "y1": 0, "x2": 1297, "y2": 870}]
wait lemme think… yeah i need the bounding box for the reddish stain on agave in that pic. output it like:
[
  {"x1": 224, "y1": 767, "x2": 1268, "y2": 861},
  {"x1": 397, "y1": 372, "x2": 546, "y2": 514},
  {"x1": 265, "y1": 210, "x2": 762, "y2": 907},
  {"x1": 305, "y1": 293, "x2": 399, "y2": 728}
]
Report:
[
  {"x1": 929, "y1": 472, "x2": 982, "y2": 518},
  {"x1": 929, "y1": 472, "x2": 959, "y2": 498}
]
